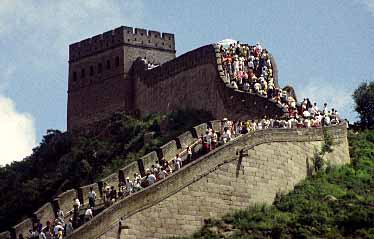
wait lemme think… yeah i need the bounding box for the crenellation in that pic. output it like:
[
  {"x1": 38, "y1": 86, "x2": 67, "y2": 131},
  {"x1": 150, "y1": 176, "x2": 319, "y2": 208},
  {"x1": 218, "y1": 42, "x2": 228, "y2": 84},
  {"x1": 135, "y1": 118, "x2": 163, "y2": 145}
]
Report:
[{"x1": 69, "y1": 26, "x2": 175, "y2": 62}]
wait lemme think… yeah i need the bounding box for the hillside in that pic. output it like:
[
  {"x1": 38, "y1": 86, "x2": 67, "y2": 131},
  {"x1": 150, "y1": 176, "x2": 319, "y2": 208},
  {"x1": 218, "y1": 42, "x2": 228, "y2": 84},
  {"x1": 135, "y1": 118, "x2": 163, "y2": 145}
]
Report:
[
  {"x1": 180, "y1": 129, "x2": 374, "y2": 239},
  {"x1": 0, "y1": 109, "x2": 213, "y2": 233}
]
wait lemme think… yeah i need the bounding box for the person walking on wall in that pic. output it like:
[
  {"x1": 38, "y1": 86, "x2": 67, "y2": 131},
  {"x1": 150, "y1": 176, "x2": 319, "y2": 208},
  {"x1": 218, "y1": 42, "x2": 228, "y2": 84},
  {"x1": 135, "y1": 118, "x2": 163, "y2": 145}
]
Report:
[{"x1": 88, "y1": 187, "x2": 96, "y2": 208}]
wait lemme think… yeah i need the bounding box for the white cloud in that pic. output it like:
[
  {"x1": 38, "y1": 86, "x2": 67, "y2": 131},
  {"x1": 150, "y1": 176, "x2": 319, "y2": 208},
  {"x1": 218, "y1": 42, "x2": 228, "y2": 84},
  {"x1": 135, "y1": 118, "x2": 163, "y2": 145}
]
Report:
[{"x1": 0, "y1": 95, "x2": 36, "y2": 166}]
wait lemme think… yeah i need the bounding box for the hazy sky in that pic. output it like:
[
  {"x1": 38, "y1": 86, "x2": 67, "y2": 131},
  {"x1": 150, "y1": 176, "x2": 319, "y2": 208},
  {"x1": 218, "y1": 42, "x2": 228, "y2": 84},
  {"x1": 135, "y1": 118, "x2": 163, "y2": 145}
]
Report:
[{"x1": 0, "y1": 0, "x2": 373, "y2": 165}]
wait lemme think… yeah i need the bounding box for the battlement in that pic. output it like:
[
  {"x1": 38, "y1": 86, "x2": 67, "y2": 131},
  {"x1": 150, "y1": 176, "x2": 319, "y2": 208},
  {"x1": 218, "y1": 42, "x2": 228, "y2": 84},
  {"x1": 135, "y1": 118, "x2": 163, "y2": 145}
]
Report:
[{"x1": 69, "y1": 26, "x2": 175, "y2": 62}]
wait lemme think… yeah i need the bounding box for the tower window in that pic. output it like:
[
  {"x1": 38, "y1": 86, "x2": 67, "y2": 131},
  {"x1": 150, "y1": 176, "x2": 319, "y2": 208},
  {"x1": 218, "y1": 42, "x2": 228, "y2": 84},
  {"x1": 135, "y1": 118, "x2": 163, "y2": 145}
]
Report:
[
  {"x1": 98, "y1": 63, "x2": 102, "y2": 73},
  {"x1": 90, "y1": 66, "x2": 94, "y2": 76},
  {"x1": 106, "y1": 60, "x2": 111, "y2": 69},
  {"x1": 81, "y1": 68, "x2": 85, "y2": 78},
  {"x1": 115, "y1": 56, "x2": 120, "y2": 67},
  {"x1": 73, "y1": 72, "x2": 77, "y2": 81}
]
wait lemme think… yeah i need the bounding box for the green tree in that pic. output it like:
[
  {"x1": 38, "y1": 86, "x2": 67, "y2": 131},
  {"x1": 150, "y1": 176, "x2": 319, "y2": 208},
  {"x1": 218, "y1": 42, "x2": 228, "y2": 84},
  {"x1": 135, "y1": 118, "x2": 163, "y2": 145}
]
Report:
[{"x1": 353, "y1": 81, "x2": 374, "y2": 128}]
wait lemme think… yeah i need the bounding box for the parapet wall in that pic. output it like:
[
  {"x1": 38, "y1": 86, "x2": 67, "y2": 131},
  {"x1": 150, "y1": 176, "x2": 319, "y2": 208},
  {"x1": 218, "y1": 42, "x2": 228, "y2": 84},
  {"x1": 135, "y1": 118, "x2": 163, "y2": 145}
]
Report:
[
  {"x1": 66, "y1": 123, "x2": 350, "y2": 239},
  {"x1": 69, "y1": 26, "x2": 175, "y2": 62},
  {"x1": 134, "y1": 44, "x2": 287, "y2": 120}
]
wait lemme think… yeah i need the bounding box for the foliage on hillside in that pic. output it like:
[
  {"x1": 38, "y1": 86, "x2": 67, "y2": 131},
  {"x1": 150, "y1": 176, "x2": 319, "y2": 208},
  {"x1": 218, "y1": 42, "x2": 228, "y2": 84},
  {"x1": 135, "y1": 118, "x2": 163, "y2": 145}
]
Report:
[
  {"x1": 181, "y1": 130, "x2": 374, "y2": 239},
  {"x1": 0, "y1": 109, "x2": 212, "y2": 232},
  {"x1": 353, "y1": 81, "x2": 374, "y2": 129}
]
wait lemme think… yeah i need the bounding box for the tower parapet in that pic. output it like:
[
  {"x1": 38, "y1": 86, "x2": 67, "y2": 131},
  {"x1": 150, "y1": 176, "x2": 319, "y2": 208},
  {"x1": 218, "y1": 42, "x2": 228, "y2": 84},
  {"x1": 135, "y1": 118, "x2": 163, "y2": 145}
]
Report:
[{"x1": 69, "y1": 26, "x2": 175, "y2": 62}]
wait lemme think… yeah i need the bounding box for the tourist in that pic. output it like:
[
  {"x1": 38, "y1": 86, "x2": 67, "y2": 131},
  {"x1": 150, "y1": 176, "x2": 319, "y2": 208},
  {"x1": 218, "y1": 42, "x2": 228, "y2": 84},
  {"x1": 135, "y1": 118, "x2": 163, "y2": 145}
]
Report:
[
  {"x1": 104, "y1": 186, "x2": 111, "y2": 206},
  {"x1": 88, "y1": 187, "x2": 96, "y2": 208},
  {"x1": 53, "y1": 222, "x2": 64, "y2": 237},
  {"x1": 146, "y1": 170, "x2": 157, "y2": 186},
  {"x1": 125, "y1": 177, "x2": 134, "y2": 194},
  {"x1": 186, "y1": 146, "x2": 192, "y2": 163},
  {"x1": 84, "y1": 207, "x2": 93, "y2": 222},
  {"x1": 39, "y1": 230, "x2": 46, "y2": 239},
  {"x1": 56, "y1": 209, "x2": 64, "y2": 224},
  {"x1": 173, "y1": 154, "x2": 182, "y2": 171},
  {"x1": 64, "y1": 218, "x2": 73, "y2": 237},
  {"x1": 133, "y1": 177, "x2": 142, "y2": 192},
  {"x1": 110, "y1": 186, "x2": 117, "y2": 203}
]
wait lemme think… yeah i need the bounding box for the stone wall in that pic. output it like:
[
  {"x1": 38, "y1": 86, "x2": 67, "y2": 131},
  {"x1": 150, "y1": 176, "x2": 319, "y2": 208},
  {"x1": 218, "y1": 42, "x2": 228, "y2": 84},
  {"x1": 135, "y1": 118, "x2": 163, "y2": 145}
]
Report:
[
  {"x1": 64, "y1": 123, "x2": 349, "y2": 239},
  {"x1": 134, "y1": 44, "x2": 286, "y2": 122}
]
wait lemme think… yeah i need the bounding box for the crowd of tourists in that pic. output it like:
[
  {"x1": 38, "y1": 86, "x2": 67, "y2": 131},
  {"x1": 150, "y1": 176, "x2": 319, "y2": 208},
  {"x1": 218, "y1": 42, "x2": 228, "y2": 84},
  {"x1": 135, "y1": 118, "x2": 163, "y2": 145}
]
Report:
[
  {"x1": 18, "y1": 211, "x2": 73, "y2": 239},
  {"x1": 220, "y1": 41, "x2": 297, "y2": 112},
  {"x1": 220, "y1": 41, "x2": 276, "y2": 96}
]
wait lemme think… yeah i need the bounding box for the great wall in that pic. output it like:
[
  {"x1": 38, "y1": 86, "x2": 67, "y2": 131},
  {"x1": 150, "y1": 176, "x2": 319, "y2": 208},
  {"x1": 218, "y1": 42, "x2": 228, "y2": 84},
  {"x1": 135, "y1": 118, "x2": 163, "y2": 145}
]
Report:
[{"x1": 0, "y1": 26, "x2": 350, "y2": 239}]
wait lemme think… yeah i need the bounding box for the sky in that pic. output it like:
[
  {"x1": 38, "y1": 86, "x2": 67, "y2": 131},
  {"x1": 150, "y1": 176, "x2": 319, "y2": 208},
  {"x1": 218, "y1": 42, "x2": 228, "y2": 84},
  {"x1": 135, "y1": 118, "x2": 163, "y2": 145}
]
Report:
[{"x1": 0, "y1": 0, "x2": 373, "y2": 166}]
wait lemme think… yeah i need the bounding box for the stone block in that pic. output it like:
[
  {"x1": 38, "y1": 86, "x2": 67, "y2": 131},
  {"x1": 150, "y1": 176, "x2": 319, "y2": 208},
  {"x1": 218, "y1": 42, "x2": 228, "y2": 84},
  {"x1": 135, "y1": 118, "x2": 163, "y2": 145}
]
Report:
[
  {"x1": 141, "y1": 151, "x2": 159, "y2": 171},
  {"x1": 160, "y1": 140, "x2": 178, "y2": 161},
  {"x1": 119, "y1": 161, "x2": 139, "y2": 181},
  {"x1": 209, "y1": 120, "x2": 222, "y2": 133},
  {"x1": 102, "y1": 172, "x2": 119, "y2": 191},
  {"x1": 176, "y1": 131, "x2": 196, "y2": 149},
  {"x1": 192, "y1": 123, "x2": 207, "y2": 138},
  {"x1": 55, "y1": 189, "x2": 77, "y2": 216},
  {"x1": 33, "y1": 202, "x2": 55, "y2": 226},
  {"x1": 13, "y1": 218, "x2": 33, "y2": 239}
]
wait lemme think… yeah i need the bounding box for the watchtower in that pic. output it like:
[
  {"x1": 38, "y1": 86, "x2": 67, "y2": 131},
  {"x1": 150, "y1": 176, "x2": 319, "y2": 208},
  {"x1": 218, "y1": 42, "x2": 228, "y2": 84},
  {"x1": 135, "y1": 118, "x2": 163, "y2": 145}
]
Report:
[{"x1": 67, "y1": 26, "x2": 176, "y2": 131}]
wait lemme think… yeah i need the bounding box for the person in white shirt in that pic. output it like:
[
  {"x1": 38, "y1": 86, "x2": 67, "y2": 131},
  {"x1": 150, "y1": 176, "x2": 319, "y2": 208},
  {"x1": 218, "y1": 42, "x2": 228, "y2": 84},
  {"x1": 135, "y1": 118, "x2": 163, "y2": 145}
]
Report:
[
  {"x1": 85, "y1": 207, "x2": 93, "y2": 222},
  {"x1": 173, "y1": 154, "x2": 182, "y2": 171},
  {"x1": 73, "y1": 198, "x2": 80, "y2": 210},
  {"x1": 310, "y1": 102, "x2": 318, "y2": 116},
  {"x1": 88, "y1": 187, "x2": 96, "y2": 208},
  {"x1": 230, "y1": 80, "x2": 238, "y2": 89},
  {"x1": 56, "y1": 209, "x2": 64, "y2": 224},
  {"x1": 248, "y1": 60, "x2": 254, "y2": 69},
  {"x1": 211, "y1": 131, "x2": 218, "y2": 149},
  {"x1": 324, "y1": 115, "x2": 331, "y2": 126},
  {"x1": 304, "y1": 118, "x2": 311, "y2": 128},
  {"x1": 147, "y1": 172, "x2": 157, "y2": 185},
  {"x1": 255, "y1": 42, "x2": 262, "y2": 54},
  {"x1": 125, "y1": 177, "x2": 134, "y2": 194},
  {"x1": 250, "y1": 120, "x2": 257, "y2": 131},
  {"x1": 254, "y1": 82, "x2": 261, "y2": 93},
  {"x1": 222, "y1": 128, "x2": 231, "y2": 143},
  {"x1": 303, "y1": 110, "x2": 311, "y2": 118},
  {"x1": 323, "y1": 103, "x2": 328, "y2": 115},
  {"x1": 53, "y1": 223, "x2": 64, "y2": 236}
]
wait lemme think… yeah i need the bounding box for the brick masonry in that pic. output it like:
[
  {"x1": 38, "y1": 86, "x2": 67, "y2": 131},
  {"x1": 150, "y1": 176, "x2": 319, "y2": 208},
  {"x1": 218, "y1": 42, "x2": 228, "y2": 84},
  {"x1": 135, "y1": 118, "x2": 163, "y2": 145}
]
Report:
[{"x1": 65, "y1": 123, "x2": 349, "y2": 239}]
